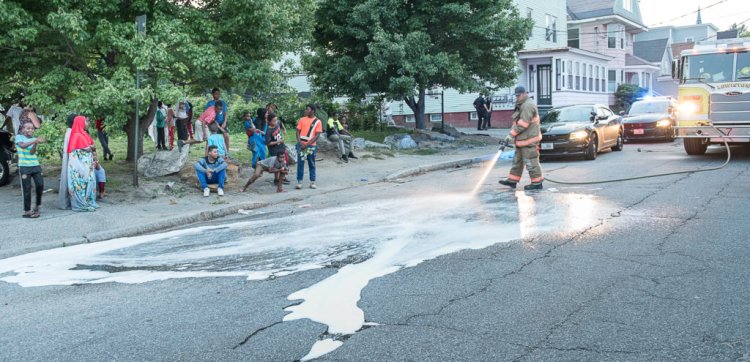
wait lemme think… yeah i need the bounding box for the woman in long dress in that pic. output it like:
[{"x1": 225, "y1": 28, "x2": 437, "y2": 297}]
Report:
[
  {"x1": 57, "y1": 114, "x2": 75, "y2": 209},
  {"x1": 67, "y1": 116, "x2": 97, "y2": 212}
]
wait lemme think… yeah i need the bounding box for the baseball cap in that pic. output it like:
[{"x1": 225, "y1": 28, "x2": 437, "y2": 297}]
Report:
[{"x1": 514, "y1": 86, "x2": 527, "y2": 96}]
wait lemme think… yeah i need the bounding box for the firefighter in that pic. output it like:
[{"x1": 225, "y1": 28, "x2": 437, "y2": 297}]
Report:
[{"x1": 498, "y1": 86, "x2": 544, "y2": 191}]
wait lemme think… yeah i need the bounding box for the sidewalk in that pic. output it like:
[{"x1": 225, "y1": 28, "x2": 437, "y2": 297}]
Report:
[
  {"x1": 0, "y1": 145, "x2": 497, "y2": 259},
  {"x1": 456, "y1": 127, "x2": 509, "y2": 138}
]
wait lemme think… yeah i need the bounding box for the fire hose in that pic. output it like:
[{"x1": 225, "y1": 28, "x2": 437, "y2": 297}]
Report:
[{"x1": 498, "y1": 124, "x2": 732, "y2": 185}]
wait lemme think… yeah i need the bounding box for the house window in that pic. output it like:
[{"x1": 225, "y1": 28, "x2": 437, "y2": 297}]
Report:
[
  {"x1": 623, "y1": 0, "x2": 632, "y2": 12},
  {"x1": 528, "y1": 65, "x2": 535, "y2": 92},
  {"x1": 589, "y1": 65, "x2": 594, "y2": 90},
  {"x1": 608, "y1": 70, "x2": 617, "y2": 92},
  {"x1": 595, "y1": 66, "x2": 600, "y2": 92},
  {"x1": 601, "y1": 68, "x2": 606, "y2": 92},
  {"x1": 555, "y1": 59, "x2": 562, "y2": 91},
  {"x1": 405, "y1": 115, "x2": 415, "y2": 123},
  {"x1": 546, "y1": 14, "x2": 557, "y2": 42},
  {"x1": 645, "y1": 72, "x2": 651, "y2": 89},
  {"x1": 568, "y1": 29, "x2": 579, "y2": 48},
  {"x1": 470, "y1": 112, "x2": 478, "y2": 121},
  {"x1": 527, "y1": 8, "x2": 533, "y2": 38},
  {"x1": 575, "y1": 62, "x2": 581, "y2": 90},
  {"x1": 685, "y1": 37, "x2": 694, "y2": 42},
  {"x1": 582, "y1": 63, "x2": 587, "y2": 91},
  {"x1": 567, "y1": 60, "x2": 573, "y2": 90},
  {"x1": 430, "y1": 114, "x2": 443, "y2": 122},
  {"x1": 608, "y1": 24, "x2": 624, "y2": 49}
]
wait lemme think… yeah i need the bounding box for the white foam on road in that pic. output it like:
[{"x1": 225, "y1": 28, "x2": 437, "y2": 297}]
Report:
[{"x1": 0, "y1": 192, "x2": 611, "y2": 359}]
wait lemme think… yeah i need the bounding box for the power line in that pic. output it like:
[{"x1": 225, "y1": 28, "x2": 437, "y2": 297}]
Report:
[{"x1": 647, "y1": 0, "x2": 731, "y2": 27}]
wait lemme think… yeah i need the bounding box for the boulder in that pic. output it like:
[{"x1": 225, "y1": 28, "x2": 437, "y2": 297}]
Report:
[
  {"x1": 315, "y1": 134, "x2": 339, "y2": 153},
  {"x1": 364, "y1": 140, "x2": 391, "y2": 149},
  {"x1": 352, "y1": 137, "x2": 366, "y2": 150},
  {"x1": 384, "y1": 134, "x2": 418, "y2": 149},
  {"x1": 138, "y1": 145, "x2": 191, "y2": 177},
  {"x1": 432, "y1": 124, "x2": 461, "y2": 138},
  {"x1": 413, "y1": 129, "x2": 456, "y2": 143}
]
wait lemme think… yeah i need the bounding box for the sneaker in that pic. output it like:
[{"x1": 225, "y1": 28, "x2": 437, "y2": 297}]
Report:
[
  {"x1": 498, "y1": 179, "x2": 518, "y2": 189},
  {"x1": 342, "y1": 154, "x2": 349, "y2": 163},
  {"x1": 310, "y1": 183, "x2": 317, "y2": 189},
  {"x1": 218, "y1": 188, "x2": 224, "y2": 196},
  {"x1": 203, "y1": 188, "x2": 210, "y2": 197},
  {"x1": 348, "y1": 153, "x2": 358, "y2": 159},
  {"x1": 178, "y1": 140, "x2": 184, "y2": 152},
  {"x1": 296, "y1": 183, "x2": 303, "y2": 190},
  {"x1": 524, "y1": 183, "x2": 543, "y2": 191}
]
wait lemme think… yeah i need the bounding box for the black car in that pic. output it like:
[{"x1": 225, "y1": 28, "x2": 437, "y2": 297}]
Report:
[
  {"x1": 539, "y1": 104, "x2": 624, "y2": 160},
  {"x1": 0, "y1": 129, "x2": 15, "y2": 186},
  {"x1": 622, "y1": 98, "x2": 678, "y2": 142}
]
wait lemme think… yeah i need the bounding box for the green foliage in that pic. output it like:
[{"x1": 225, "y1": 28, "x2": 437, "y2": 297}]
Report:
[
  {"x1": 0, "y1": 0, "x2": 315, "y2": 160},
  {"x1": 345, "y1": 101, "x2": 379, "y2": 132},
  {"x1": 615, "y1": 84, "x2": 648, "y2": 113},
  {"x1": 303, "y1": 0, "x2": 531, "y2": 128},
  {"x1": 33, "y1": 120, "x2": 66, "y2": 160}
]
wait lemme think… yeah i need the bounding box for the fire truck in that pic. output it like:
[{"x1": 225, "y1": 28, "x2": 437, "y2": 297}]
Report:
[{"x1": 674, "y1": 38, "x2": 750, "y2": 155}]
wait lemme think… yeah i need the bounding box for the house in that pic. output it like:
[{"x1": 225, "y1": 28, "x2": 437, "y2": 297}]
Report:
[
  {"x1": 566, "y1": 0, "x2": 658, "y2": 105},
  {"x1": 633, "y1": 22, "x2": 720, "y2": 97}
]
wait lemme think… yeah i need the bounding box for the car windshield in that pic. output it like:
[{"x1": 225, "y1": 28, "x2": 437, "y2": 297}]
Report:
[
  {"x1": 683, "y1": 53, "x2": 735, "y2": 83},
  {"x1": 628, "y1": 101, "x2": 669, "y2": 115},
  {"x1": 542, "y1": 106, "x2": 594, "y2": 123}
]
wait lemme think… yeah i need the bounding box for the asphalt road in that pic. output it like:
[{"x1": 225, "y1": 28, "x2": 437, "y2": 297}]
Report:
[{"x1": 1, "y1": 139, "x2": 749, "y2": 361}]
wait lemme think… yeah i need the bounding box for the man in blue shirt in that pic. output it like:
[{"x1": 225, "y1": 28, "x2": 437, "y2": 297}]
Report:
[
  {"x1": 205, "y1": 88, "x2": 230, "y2": 155},
  {"x1": 194, "y1": 145, "x2": 227, "y2": 197}
]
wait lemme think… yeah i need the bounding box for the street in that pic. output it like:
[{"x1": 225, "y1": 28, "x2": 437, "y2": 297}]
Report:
[{"x1": 2, "y1": 140, "x2": 750, "y2": 361}]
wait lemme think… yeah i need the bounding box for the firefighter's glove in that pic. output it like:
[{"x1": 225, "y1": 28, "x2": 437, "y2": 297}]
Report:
[{"x1": 503, "y1": 134, "x2": 514, "y2": 146}]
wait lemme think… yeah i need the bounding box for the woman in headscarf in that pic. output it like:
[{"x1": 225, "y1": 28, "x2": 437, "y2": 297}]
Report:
[
  {"x1": 57, "y1": 114, "x2": 76, "y2": 209},
  {"x1": 67, "y1": 116, "x2": 97, "y2": 212}
]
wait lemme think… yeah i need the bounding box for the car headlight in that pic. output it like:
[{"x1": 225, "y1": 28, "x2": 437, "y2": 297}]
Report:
[
  {"x1": 656, "y1": 119, "x2": 671, "y2": 127},
  {"x1": 569, "y1": 131, "x2": 588, "y2": 140}
]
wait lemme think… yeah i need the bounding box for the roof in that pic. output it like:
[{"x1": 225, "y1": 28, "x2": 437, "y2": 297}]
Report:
[
  {"x1": 633, "y1": 38, "x2": 669, "y2": 63},
  {"x1": 567, "y1": 0, "x2": 646, "y2": 28},
  {"x1": 517, "y1": 47, "x2": 613, "y2": 61},
  {"x1": 625, "y1": 54, "x2": 655, "y2": 66},
  {"x1": 671, "y1": 42, "x2": 695, "y2": 59}
]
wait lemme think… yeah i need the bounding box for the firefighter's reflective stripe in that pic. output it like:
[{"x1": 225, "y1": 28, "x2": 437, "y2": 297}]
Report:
[
  {"x1": 515, "y1": 134, "x2": 542, "y2": 147},
  {"x1": 517, "y1": 119, "x2": 530, "y2": 128},
  {"x1": 508, "y1": 173, "x2": 522, "y2": 181},
  {"x1": 530, "y1": 176, "x2": 545, "y2": 183}
]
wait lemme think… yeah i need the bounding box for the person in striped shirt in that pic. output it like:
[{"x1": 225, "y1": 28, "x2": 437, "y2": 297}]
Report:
[{"x1": 15, "y1": 122, "x2": 46, "y2": 218}]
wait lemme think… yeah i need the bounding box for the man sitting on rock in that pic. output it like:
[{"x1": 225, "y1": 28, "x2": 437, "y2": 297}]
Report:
[
  {"x1": 194, "y1": 145, "x2": 227, "y2": 197},
  {"x1": 327, "y1": 111, "x2": 357, "y2": 162}
]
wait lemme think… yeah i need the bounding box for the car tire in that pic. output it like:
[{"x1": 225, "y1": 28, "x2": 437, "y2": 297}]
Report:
[
  {"x1": 584, "y1": 134, "x2": 598, "y2": 160},
  {"x1": 684, "y1": 138, "x2": 708, "y2": 155},
  {"x1": 612, "y1": 132, "x2": 624, "y2": 151},
  {"x1": 0, "y1": 159, "x2": 9, "y2": 187}
]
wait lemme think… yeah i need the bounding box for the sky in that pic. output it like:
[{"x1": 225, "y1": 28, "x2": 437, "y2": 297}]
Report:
[{"x1": 639, "y1": 0, "x2": 750, "y2": 30}]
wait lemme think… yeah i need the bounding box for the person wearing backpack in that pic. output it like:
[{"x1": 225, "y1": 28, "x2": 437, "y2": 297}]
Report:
[{"x1": 295, "y1": 104, "x2": 323, "y2": 190}]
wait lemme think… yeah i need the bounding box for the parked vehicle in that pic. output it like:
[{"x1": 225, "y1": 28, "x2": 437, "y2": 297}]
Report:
[
  {"x1": 0, "y1": 128, "x2": 16, "y2": 186},
  {"x1": 622, "y1": 97, "x2": 678, "y2": 142},
  {"x1": 540, "y1": 104, "x2": 624, "y2": 160}
]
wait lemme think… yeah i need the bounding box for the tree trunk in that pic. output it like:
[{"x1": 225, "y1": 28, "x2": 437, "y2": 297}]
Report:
[
  {"x1": 404, "y1": 88, "x2": 427, "y2": 129},
  {"x1": 125, "y1": 99, "x2": 158, "y2": 162}
]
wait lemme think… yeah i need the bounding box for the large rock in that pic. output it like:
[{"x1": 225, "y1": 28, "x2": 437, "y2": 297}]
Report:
[
  {"x1": 384, "y1": 134, "x2": 418, "y2": 149},
  {"x1": 432, "y1": 124, "x2": 461, "y2": 138},
  {"x1": 352, "y1": 137, "x2": 366, "y2": 150},
  {"x1": 413, "y1": 129, "x2": 456, "y2": 143},
  {"x1": 138, "y1": 145, "x2": 191, "y2": 177},
  {"x1": 315, "y1": 134, "x2": 339, "y2": 153},
  {"x1": 364, "y1": 140, "x2": 391, "y2": 149}
]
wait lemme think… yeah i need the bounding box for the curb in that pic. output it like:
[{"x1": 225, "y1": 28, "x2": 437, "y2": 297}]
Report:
[
  {"x1": 384, "y1": 153, "x2": 497, "y2": 181},
  {"x1": 0, "y1": 202, "x2": 269, "y2": 260}
]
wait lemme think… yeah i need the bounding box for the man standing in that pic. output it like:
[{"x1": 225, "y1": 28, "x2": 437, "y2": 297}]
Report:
[
  {"x1": 95, "y1": 118, "x2": 114, "y2": 160},
  {"x1": 498, "y1": 86, "x2": 544, "y2": 191},
  {"x1": 473, "y1": 94, "x2": 488, "y2": 131},
  {"x1": 205, "y1": 88, "x2": 229, "y2": 153},
  {"x1": 295, "y1": 104, "x2": 323, "y2": 190},
  {"x1": 484, "y1": 95, "x2": 493, "y2": 129},
  {"x1": 327, "y1": 111, "x2": 357, "y2": 162},
  {"x1": 194, "y1": 145, "x2": 227, "y2": 197}
]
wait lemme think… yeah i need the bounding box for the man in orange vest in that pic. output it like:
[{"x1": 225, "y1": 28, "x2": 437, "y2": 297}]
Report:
[{"x1": 499, "y1": 86, "x2": 544, "y2": 191}]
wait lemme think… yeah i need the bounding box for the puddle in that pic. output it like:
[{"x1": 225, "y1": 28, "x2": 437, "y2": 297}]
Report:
[{"x1": 0, "y1": 191, "x2": 614, "y2": 359}]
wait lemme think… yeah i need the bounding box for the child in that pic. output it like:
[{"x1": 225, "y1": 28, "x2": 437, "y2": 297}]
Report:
[
  {"x1": 243, "y1": 111, "x2": 256, "y2": 158},
  {"x1": 206, "y1": 122, "x2": 228, "y2": 159},
  {"x1": 94, "y1": 160, "x2": 107, "y2": 200},
  {"x1": 15, "y1": 122, "x2": 46, "y2": 218},
  {"x1": 251, "y1": 108, "x2": 268, "y2": 168},
  {"x1": 155, "y1": 101, "x2": 167, "y2": 150},
  {"x1": 240, "y1": 151, "x2": 288, "y2": 193}
]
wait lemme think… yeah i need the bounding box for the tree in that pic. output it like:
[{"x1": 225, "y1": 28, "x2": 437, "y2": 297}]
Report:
[
  {"x1": 729, "y1": 23, "x2": 750, "y2": 38},
  {"x1": 0, "y1": 0, "x2": 314, "y2": 161},
  {"x1": 614, "y1": 84, "x2": 648, "y2": 113},
  {"x1": 303, "y1": 0, "x2": 531, "y2": 129}
]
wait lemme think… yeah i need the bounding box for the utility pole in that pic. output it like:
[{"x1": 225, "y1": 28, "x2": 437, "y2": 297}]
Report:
[{"x1": 133, "y1": 15, "x2": 146, "y2": 187}]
